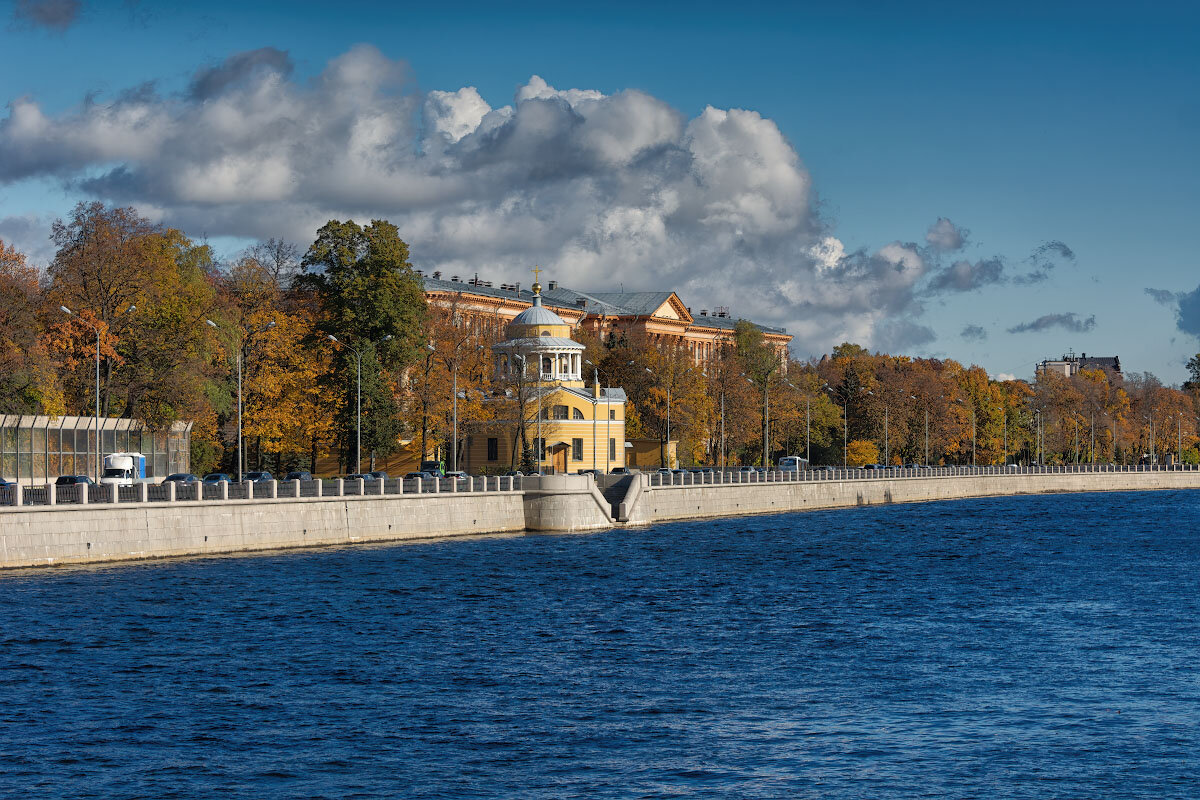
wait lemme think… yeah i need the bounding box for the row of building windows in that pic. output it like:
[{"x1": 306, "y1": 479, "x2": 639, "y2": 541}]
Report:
[
  {"x1": 483, "y1": 437, "x2": 617, "y2": 462},
  {"x1": 537, "y1": 405, "x2": 618, "y2": 420}
]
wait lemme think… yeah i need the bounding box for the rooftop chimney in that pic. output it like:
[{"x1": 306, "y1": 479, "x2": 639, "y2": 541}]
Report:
[
  {"x1": 548, "y1": 280, "x2": 558, "y2": 291},
  {"x1": 432, "y1": 270, "x2": 442, "y2": 280}
]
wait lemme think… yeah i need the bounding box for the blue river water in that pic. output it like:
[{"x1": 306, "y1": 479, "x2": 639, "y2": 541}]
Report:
[{"x1": 3, "y1": 490, "x2": 1200, "y2": 799}]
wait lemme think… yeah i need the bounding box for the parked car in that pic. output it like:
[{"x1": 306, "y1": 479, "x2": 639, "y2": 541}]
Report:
[
  {"x1": 444, "y1": 471, "x2": 470, "y2": 484},
  {"x1": 202, "y1": 473, "x2": 233, "y2": 484},
  {"x1": 284, "y1": 471, "x2": 313, "y2": 482},
  {"x1": 55, "y1": 475, "x2": 96, "y2": 486},
  {"x1": 608, "y1": 467, "x2": 631, "y2": 475},
  {"x1": 241, "y1": 471, "x2": 273, "y2": 483},
  {"x1": 368, "y1": 470, "x2": 390, "y2": 481},
  {"x1": 503, "y1": 470, "x2": 524, "y2": 477},
  {"x1": 577, "y1": 469, "x2": 600, "y2": 477},
  {"x1": 344, "y1": 473, "x2": 371, "y2": 482},
  {"x1": 404, "y1": 471, "x2": 436, "y2": 480},
  {"x1": 161, "y1": 473, "x2": 198, "y2": 484}
]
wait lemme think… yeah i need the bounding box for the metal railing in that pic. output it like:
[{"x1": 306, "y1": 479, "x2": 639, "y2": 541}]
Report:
[
  {"x1": 644, "y1": 462, "x2": 1200, "y2": 487},
  {"x1": 2, "y1": 474, "x2": 526, "y2": 507}
]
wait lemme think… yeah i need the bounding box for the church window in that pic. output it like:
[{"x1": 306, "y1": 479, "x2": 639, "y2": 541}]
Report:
[{"x1": 573, "y1": 408, "x2": 585, "y2": 420}]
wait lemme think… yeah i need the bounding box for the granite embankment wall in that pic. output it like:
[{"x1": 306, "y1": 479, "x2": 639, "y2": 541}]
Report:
[
  {"x1": 628, "y1": 469, "x2": 1200, "y2": 525},
  {"x1": 5, "y1": 471, "x2": 1200, "y2": 570}
]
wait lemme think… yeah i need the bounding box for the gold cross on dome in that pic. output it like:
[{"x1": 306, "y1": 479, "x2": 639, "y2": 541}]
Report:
[{"x1": 532, "y1": 265, "x2": 542, "y2": 283}]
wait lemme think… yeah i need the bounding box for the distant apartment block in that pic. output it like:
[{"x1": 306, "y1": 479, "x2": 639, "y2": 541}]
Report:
[{"x1": 1036, "y1": 351, "x2": 1122, "y2": 381}]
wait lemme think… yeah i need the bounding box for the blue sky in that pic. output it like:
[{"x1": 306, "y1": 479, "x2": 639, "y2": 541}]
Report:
[{"x1": 2, "y1": 0, "x2": 1198, "y2": 382}]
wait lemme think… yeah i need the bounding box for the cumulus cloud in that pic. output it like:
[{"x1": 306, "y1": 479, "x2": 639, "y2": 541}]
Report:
[
  {"x1": 1006, "y1": 312, "x2": 1096, "y2": 334},
  {"x1": 0, "y1": 45, "x2": 1071, "y2": 356},
  {"x1": 1177, "y1": 284, "x2": 1200, "y2": 338},
  {"x1": 928, "y1": 257, "x2": 1005, "y2": 292},
  {"x1": 925, "y1": 217, "x2": 967, "y2": 252},
  {"x1": 1015, "y1": 240, "x2": 1075, "y2": 284},
  {"x1": 187, "y1": 47, "x2": 293, "y2": 100},
  {"x1": 960, "y1": 324, "x2": 987, "y2": 341},
  {"x1": 1145, "y1": 287, "x2": 1179, "y2": 306},
  {"x1": 12, "y1": 0, "x2": 80, "y2": 31},
  {"x1": 993, "y1": 372, "x2": 1017, "y2": 382}
]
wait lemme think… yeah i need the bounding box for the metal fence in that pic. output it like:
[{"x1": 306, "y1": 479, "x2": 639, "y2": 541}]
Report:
[
  {"x1": 644, "y1": 463, "x2": 1200, "y2": 487},
  {"x1": 1, "y1": 475, "x2": 526, "y2": 507},
  {"x1": 3, "y1": 464, "x2": 1197, "y2": 507}
]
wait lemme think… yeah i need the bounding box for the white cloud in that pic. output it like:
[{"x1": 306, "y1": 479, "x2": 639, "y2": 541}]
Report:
[
  {"x1": 0, "y1": 45, "x2": 1036, "y2": 356},
  {"x1": 925, "y1": 217, "x2": 967, "y2": 251}
]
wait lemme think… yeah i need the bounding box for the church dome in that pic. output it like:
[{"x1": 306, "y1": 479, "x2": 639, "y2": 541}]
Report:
[{"x1": 510, "y1": 291, "x2": 567, "y2": 327}]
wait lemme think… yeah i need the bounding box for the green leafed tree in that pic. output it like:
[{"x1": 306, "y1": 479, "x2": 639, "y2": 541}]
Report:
[{"x1": 298, "y1": 219, "x2": 427, "y2": 470}]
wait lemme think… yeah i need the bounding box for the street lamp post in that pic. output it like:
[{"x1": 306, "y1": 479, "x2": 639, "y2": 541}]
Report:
[
  {"x1": 586, "y1": 360, "x2": 600, "y2": 472},
  {"x1": 208, "y1": 318, "x2": 274, "y2": 479},
  {"x1": 955, "y1": 398, "x2": 976, "y2": 466},
  {"x1": 645, "y1": 367, "x2": 673, "y2": 468},
  {"x1": 998, "y1": 406, "x2": 1007, "y2": 465},
  {"x1": 61, "y1": 304, "x2": 136, "y2": 479},
  {"x1": 326, "y1": 333, "x2": 391, "y2": 476},
  {"x1": 823, "y1": 383, "x2": 847, "y2": 467}
]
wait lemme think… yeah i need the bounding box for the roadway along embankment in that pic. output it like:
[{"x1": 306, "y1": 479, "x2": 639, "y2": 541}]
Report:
[{"x1": 629, "y1": 469, "x2": 1200, "y2": 525}]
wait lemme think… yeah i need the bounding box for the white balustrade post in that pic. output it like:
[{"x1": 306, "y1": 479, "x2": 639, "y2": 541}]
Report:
[
  {"x1": 220, "y1": 480, "x2": 229, "y2": 500},
  {"x1": 315, "y1": 479, "x2": 323, "y2": 498},
  {"x1": 139, "y1": 482, "x2": 148, "y2": 503},
  {"x1": 168, "y1": 482, "x2": 177, "y2": 502},
  {"x1": 246, "y1": 481, "x2": 255, "y2": 501},
  {"x1": 292, "y1": 479, "x2": 301, "y2": 498},
  {"x1": 46, "y1": 483, "x2": 56, "y2": 506},
  {"x1": 356, "y1": 478, "x2": 365, "y2": 495},
  {"x1": 335, "y1": 478, "x2": 344, "y2": 496},
  {"x1": 434, "y1": 477, "x2": 441, "y2": 492},
  {"x1": 415, "y1": 477, "x2": 422, "y2": 493},
  {"x1": 109, "y1": 482, "x2": 118, "y2": 504},
  {"x1": 268, "y1": 480, "x2": 278, "y2": 499}
]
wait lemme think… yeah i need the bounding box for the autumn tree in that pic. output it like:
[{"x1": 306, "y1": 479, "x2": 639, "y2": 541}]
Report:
[{"x1": 0, "y1": 240, "x2": 61, "y2": 414}]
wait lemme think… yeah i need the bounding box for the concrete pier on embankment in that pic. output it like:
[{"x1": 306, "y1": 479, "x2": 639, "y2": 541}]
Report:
[{"x1": 3, "y1": 470, "x2": 1200, "y2": 570}]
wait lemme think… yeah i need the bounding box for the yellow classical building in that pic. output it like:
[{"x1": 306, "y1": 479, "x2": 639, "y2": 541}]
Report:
[{"x1": 463, "y1": 278, "x2": 627, "y2": 474}]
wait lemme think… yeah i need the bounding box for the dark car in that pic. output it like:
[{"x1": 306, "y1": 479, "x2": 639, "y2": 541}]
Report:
[
  {"x1": 608, "y1": 467, "x2": 631, "y2": 475},
  {"x1": 368, "y1": 470, "x2": 389, "y2": 481},
  {"x1": 0, "y1": 476, "x2": 13, "y2": 486},
  {"x1": 344, "y1": 473, "x2": 371, "y2": 482},
  {"x1": 503, "y1": 470, "x2": 524, "y2": 477},
  {"x1": 241, "y1": 471, "x2": 273, "y2": 483},
  {"x1": 162, "y1": 473, "x2": 198, "y2": 484},
  {"x1": 55, "y1": 475, "x2": 95, "y2": 486},
  {"x1": 202, "y1": 473, "x2": 233, "y2": 484},
  {"x1": 403, "y1": 471, "x2": 435, "y2": 480},
  {"x1": 284, "y1": 471, "x2": 313, "y2": 482}
]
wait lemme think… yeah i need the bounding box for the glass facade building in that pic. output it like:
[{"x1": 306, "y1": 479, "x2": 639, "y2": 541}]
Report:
[{"x1": 0, "y1": 415, "x2": 192, "y2": 485}]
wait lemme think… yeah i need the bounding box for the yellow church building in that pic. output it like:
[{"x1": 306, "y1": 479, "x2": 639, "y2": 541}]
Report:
[{"x1": 463, "y1": 277, "x2": 627, "y2": 473}]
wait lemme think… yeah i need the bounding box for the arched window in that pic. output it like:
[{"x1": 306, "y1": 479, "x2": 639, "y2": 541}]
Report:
[{"x1": 573, "y1": 408, "x2": 585, "y2": 420}]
